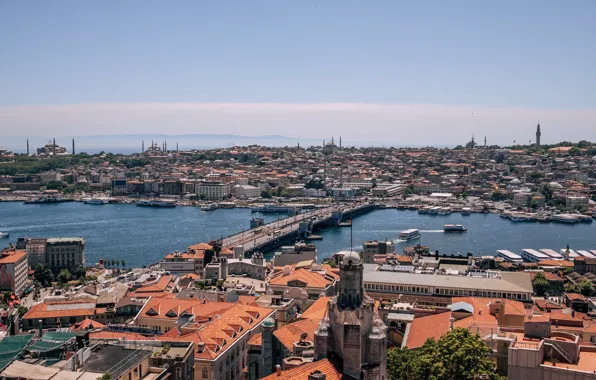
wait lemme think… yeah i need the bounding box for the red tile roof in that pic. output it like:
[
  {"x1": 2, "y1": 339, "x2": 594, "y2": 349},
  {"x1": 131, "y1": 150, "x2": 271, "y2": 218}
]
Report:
[
  {"x1": 273, "y1": 319, "x2": 320, "y2": 351},
  {"x1": 260, "y1": 358, "x2": 342, "y2": 380},
  {"x1": 23, "y1": 301, "x2": 97, "y2": 320},
  {"x1": 299, "y1": 297, "x2": 330, "y2": 320},
  {"x1": 404, "y1": 312, "x2": 451, "y2": 349}
]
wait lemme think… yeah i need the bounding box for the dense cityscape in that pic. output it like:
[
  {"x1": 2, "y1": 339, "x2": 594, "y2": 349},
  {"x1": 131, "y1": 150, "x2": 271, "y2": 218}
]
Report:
[{"x1": 1, "y1": 125, "x2": 596, "y2": 380}]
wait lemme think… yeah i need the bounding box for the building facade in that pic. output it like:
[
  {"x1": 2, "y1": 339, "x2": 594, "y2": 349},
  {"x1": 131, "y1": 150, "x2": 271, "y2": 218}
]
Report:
[
  {"x1": 0, "y1": 248, "x2": 28, "y2": 296},
  {"x1": 196, "y1": 181, "x2": 231, "y2": 200},
  {"x1": 45, "y1": 237, "x2": 85, "y2": 271}
]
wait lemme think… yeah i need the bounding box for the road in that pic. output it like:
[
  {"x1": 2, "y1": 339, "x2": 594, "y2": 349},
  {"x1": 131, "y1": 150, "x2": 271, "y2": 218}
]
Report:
[{"x1": 221, "y1": 203, "x2": 372, "y2": 251}]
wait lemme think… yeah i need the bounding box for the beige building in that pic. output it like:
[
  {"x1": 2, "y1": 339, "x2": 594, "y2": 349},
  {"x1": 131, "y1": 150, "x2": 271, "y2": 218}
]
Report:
[
  {"x1": 196, "y1": 181, "x2": 231, "y2": 200},
  {"x1": 0, "y1": 248, "x2": 28, "y2": 296}
]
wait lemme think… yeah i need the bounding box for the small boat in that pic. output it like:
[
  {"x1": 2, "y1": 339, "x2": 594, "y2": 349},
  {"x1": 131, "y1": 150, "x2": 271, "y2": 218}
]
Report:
[
  {"x1": 201, "y1": 203, "x2": 218, "y2": 211},
  {"x1": 136, "y1": 200, "x2": 176, "y2": 208},
  {"x1": 399, "y1": 229, "x2": 421, "y2": 240},
  {"x1": 84, "y1": 198, "x2": 108, "y2": 205},
  {"x1": 443, "y1": 224, "x2": 467, "y2": 232},
  {"x1": 461, "y1": 207, "x2": 471, "y2": 216},
  {"x1": 438, "y1": 207, "x2": 452, "y2": 215},
  {"x1": 0, "y1": 232, "x2": 9, "y2": 239}
]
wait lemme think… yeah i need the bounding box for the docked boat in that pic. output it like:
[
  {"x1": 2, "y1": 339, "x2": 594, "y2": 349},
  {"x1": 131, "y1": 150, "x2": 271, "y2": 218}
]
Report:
[
  {"x1": 428, "y1": 206, "x2": 441, "y2": 215},
  {"x1": 251, "y1": 204, "x2": 296, "y2": 213},
  {"x1": 443, "y1": 224, "x2": 467, "y2": 232},
  {"x1": 84, "y1": 198, "x2": 108, "y2": 205},
  {"x1": 201, "y1": 203, "x2": 218, "y2": 211},
  {"x1": 398, "y1": 229, "x2": 421, "y2": 240},
  {"x1": 551, "y1": 214, "x2": 578, "y2": 224},
  {"x1": 136, "y1": 200, "x2": 177, "y2": 208},
  {"x1": 0, "y1": 232, "x2": 9, "y2": 239},
  {"x1": 438, "y1": 207, "x2": 452, "y2": 215},
  {"x1": 461, "y1": 207, "x2": 471, "y2": 216}
]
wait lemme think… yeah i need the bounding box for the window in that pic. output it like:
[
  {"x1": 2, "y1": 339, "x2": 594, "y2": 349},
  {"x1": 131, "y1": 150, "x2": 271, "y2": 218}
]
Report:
[
  {"x1": 176, "y1": 367, "x2": 182, "y2": 379},
  {"x1": 202, "y1": 367, "x2": 209, "y2": 378}
]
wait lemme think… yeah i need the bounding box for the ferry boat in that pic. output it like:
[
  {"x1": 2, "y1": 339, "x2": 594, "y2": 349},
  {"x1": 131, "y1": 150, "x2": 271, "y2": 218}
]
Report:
[
  {"x1": 438, "y1": 207, "x2": 452, "y2": 215},
  {"x1": 461, "y1": 207, "x2": 471, "y2": 215},
  {"x1": 443, "y1": 224, "x2": 467, "y2": 232},
  {"x1": 496, "y1": 250, "x2": 523, "y2": 264},
  {"x1": 83, "y1": 198, "x2": 108, "y2": 205},
  {"x1": 201, "y1": 203, "x2": 218, "y2": 211},
  {"x1": 398, "y1": 229, "x2": 421, "y2": 240},
  {"x1": 136, "y1": 200, "x2": 177, "y2": 208},
  {"x1": 520, "y1": 249, "x2": 549, "y2": 263},
  {"x1": 428, "y1": 206, "x2": 441, "y2": 215},
  {"x1": 250, "y1": 204, "x2": 296, "y2": 213},
  {"x1": 539, "y1": 249, "x2": 564, "y2": 259},
  {"x1": 0, "y1": 232, "x2": 9, "y2": 239}
]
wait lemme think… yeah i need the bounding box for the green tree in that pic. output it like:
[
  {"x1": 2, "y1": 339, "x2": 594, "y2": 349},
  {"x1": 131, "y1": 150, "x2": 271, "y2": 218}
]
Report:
[
  {"x1": 46, "y1": 181, "x2": 64, "y2": 191},
  {"x1": 57, "y1": 269, "x2": 72, "y2": 284},
  {"x1": 532, "y1": 272, "x2": 549, "y2": 296},
  {"x1": 17, "y1": 305, "x2": 29, "y2": 317},
  {"x1": 387, "y1": 328, "x2": 499, "y2": 380},
  {"x1": 97, "y1": 373, "x2": 112, "y2": 380},
  {"x1": 578, "y1": 278, "x2": 594, "y2": 297},
  {"x1": 34, "y1": 265, "x2": 54, "y2": 287}
]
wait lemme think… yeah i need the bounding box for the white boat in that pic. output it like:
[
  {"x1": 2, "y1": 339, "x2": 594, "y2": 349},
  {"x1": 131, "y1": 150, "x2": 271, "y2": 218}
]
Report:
[
  {"x1": 552, "y1": 214, "x2": 578, "y2": 224},
  {"x1": 399, "y1": 229, "x2": 421, "y2": 240},
  {"x1": 461, "y1": 207, "x2": 471, "y2": 215},
  {"x1": 496, "y1": 250, "x2": 523, "y2": 264},
  {"x1": 520, "y1": 249, "x2": 549, "y2": 263},
  {"x1": 201, "y1": 203, "x2": 218, "y2": 211},
  {"x1": 0, "y1": 232, "x2": 9, "y2": 239},
  {"x1": 84, "y1": 198, "x2": 108, "y2": 205}
]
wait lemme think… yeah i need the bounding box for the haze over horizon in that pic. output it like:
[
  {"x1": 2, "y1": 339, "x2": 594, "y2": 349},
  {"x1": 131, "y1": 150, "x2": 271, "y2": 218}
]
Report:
[{"x1": 1, "y1": 1, "x2": 595, "y2": 146}]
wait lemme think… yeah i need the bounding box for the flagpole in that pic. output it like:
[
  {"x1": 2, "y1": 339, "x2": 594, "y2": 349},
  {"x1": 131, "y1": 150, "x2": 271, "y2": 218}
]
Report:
[{"x1": 350, "y1": 217, "x2": 353, "y2": 252}]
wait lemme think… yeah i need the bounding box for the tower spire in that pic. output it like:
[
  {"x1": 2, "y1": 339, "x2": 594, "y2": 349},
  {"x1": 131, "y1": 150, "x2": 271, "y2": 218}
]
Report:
[
  {"x1": 53, "y1": 138, "x2": 56, "y2": 157},
  {"x1": 536, "y1": 121, "x2": 541, "y2": 146},
  {"x1": 142, "y1": 140, "x2": 144, "y2": 153},
  {"x1": 72, "y1": 138, "x2": 75, "y2": 155},
  {"x1": 26, "y1": 139, "x2": 29, "y2": 155}
]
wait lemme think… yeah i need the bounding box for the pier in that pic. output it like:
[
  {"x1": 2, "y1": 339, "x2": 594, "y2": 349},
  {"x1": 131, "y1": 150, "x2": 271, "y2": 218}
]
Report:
[{"x1": 219, "y1": 202, "x2": 376, "y2": 253}]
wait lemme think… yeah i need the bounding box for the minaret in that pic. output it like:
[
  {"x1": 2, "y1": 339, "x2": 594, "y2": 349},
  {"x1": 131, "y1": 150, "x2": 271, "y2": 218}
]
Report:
[
  {"x1": 484, "y1": 136, "x2": 487, "y2": 147},
  {"x1": 142, "y1": 141, "x2": 144, "y2": 152},
  {"x1": 26, "y1": 139, "x2": 29, "y2": 155},
  {"x1": 339, "y1": 136, "x2": 342, "y2": 149},
  {"x1": 72, "y1": 138, "x2": 75, "y2": 155},
  {"x1": 536, "y1": 122, "x2": 541, "y2": 146},
  {"x1": 53, "y1": 138, "x2": 56, "y2": 156},
  {"x1": 176, "y1": 142, "x2": 179, "y2": 151}
]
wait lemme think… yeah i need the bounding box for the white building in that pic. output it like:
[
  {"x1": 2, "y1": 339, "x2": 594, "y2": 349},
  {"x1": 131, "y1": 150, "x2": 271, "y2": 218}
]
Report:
[
  {"x1": 566, "y1": 196, "x2": 589, "y2": 210},
  {"x1": 196, "y1": 181, "x2": 231, "y2": 200},
  {"x1": 234, "y1": 185, "x2": 261, "y2": 199},
  {"x1": 0, "y1": 248, "x2": 29, "y2": 296}
]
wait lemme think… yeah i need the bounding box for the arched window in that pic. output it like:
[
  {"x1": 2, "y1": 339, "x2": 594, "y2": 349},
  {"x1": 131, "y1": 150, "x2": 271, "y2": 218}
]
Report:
[{"x1": 202, "y1": 367, "x2": 208, "y2": 378}]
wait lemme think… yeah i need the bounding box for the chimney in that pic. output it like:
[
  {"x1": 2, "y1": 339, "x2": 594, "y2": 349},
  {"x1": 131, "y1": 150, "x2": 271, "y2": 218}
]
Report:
[
  {"x1": 275, "y1": 365, "x2": 282, "y2": 376},
  {"x1": 308, "y1": 370, "x2": 326, "y2": 380}
]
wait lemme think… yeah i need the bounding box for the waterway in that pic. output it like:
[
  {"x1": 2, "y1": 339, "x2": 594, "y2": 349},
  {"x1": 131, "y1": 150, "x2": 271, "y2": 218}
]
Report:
[{"x1": 1, "y1": 202, "x2": 595, "y2": 268}]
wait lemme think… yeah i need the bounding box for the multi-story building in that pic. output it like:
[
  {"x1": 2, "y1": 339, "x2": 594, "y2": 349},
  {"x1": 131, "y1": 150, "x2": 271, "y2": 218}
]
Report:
[
  {"x1": 0, "y1": 248, "x2": 28, "y2": 296},
  {"x1": 196, "y1": 181, "x2": 231, "y2": 200},
  {"x1": 234, "y1": 184, "x2": 261, "y2": 199},
  {"x1": 134, "y1": 297, "x2": 275, "y2": 380},
  {"x1": 24, "y1": 238, "x2": 47, "y2": 268},
  {"x1": 45, "y1": 237, "x2": 85, "y2": 271},
  {"x1": 566, "y1": 196, "x2": 589, "y2": 210},
  {"x1": 362, "y1": 240, "x2": 394, "y2": 264}
]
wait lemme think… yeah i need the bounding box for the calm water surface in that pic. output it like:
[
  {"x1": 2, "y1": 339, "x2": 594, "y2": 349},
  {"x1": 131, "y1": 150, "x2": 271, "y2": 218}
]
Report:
[{"x1": 1, "y1": 203, "x2": 595, "y2": 267}]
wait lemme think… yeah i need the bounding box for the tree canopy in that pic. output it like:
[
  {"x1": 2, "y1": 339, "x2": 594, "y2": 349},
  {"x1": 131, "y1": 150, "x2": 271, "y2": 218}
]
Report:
[
  {"x1": 387, "y1": 328, "x2": 502, "y2": 380},
  {"x1": 532, "y1": 272, "x2": 549, "y2": 297}
]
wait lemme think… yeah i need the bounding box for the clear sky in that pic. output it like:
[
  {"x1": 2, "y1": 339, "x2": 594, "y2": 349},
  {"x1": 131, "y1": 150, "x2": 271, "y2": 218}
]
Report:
[{"x1": 1, "y1": 1, "x2": 595, "y2": 145}]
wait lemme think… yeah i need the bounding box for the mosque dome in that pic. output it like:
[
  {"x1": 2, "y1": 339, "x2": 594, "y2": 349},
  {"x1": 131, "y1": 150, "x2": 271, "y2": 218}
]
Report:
[{"x1": 342, "y1": 251, "x2": 361, "y2": 265}]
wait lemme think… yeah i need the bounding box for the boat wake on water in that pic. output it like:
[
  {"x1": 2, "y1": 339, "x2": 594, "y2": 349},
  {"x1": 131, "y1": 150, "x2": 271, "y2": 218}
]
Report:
[{"x1": 420, "y1": 230, "x2": 444, "y2": 233}]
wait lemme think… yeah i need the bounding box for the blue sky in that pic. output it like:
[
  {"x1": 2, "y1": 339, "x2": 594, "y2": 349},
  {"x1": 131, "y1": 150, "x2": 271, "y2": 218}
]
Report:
[{"x1": 1, "y1": 1, "x2": 595, "y2": 145}]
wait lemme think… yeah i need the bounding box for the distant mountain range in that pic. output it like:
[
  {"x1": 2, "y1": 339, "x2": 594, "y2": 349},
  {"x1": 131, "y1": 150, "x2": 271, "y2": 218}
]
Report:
[{"x1": 3, "y1": 134, "x2": 387, "y2": 154}]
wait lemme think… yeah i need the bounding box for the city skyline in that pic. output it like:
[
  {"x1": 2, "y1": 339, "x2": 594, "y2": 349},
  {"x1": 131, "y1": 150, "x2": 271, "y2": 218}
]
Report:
[{"x1": 1, "y1": 1, "x2": 595, "y2": 144}]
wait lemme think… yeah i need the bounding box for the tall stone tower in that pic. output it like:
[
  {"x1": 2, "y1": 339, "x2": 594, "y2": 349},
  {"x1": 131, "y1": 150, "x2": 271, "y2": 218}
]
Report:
[
  {"x1": 315, "y1": 251, "x2": 387, "y2": 379},
  {"x1": 536, "y1": 123, "x2": 541, "y2": 146},
  {"x1": 72, "y1": 138, "x2": 75, "y2": 155}
]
